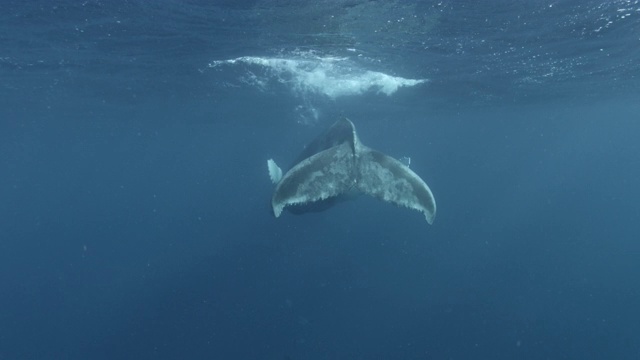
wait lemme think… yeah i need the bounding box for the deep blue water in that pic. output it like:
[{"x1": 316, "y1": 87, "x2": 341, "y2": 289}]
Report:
[{"x1": 2, "y1": 1, "x2": 640, "y2": 359}]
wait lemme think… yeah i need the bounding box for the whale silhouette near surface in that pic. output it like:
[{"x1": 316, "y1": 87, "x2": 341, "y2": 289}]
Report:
[{"x1": 267, "y1": 118, "x2": 436, "y2": 224}]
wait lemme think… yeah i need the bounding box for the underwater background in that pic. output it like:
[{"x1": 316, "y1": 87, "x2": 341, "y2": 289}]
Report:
[{"x1": 2, "y1": 1, "x2": 640, "y2": 359}]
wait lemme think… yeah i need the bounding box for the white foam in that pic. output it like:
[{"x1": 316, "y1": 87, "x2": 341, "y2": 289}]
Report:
[{"x1": 210, "y1": 54, "x2": 427, "y2": 99}]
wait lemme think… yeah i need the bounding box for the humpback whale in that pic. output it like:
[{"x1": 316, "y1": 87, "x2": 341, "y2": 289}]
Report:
[{"x1": 267, "y1": 118, "x2": 436, "y2": 224}]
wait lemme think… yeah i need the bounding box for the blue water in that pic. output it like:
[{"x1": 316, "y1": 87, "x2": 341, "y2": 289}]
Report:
[{"x1": 2, "y1": 1, "x2": 640, "y2": 359}]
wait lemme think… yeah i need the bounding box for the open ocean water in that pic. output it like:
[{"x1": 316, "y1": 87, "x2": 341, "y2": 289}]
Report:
[{"x1": 2, "y1": 0, "x2": 640, "y2": 359}]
